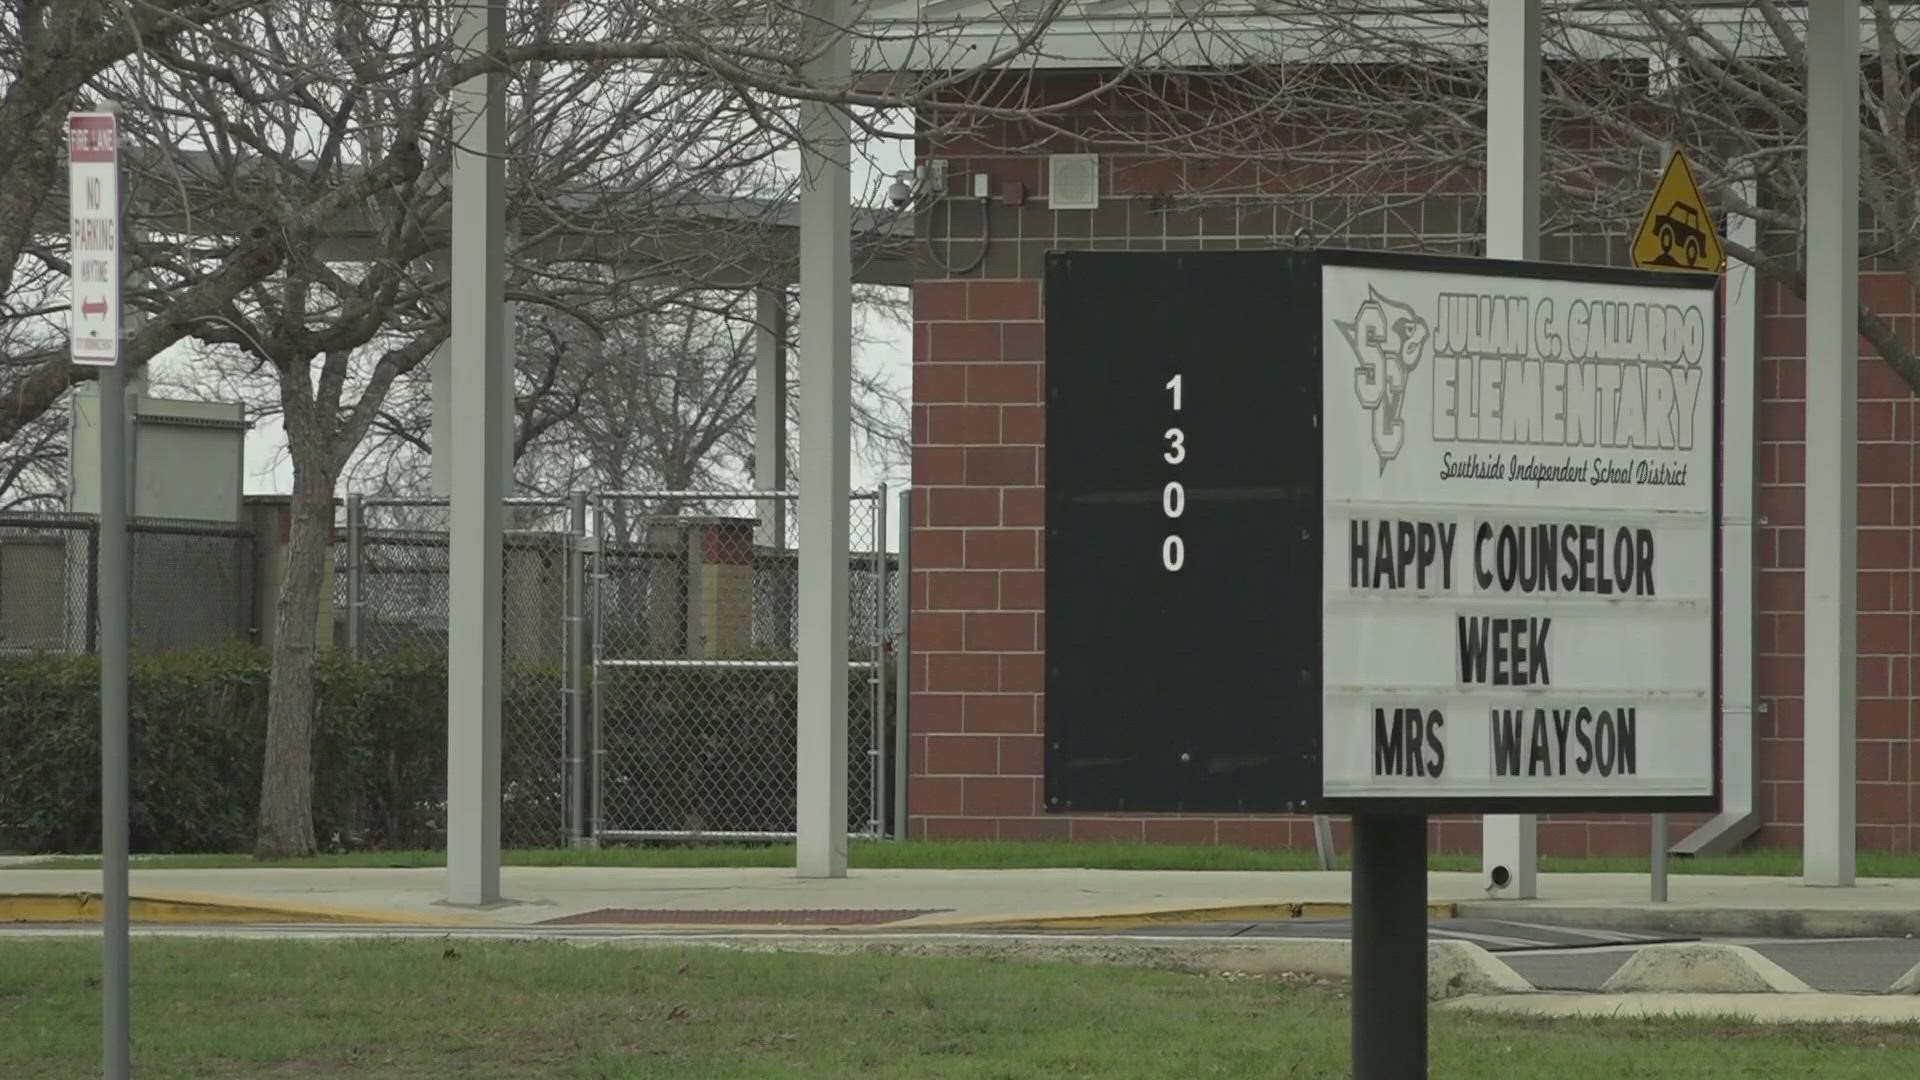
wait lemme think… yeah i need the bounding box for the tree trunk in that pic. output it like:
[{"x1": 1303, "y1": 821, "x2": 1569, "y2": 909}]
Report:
[{"x1": 254, "y1": 462, "x2": 338, "y2": 858}]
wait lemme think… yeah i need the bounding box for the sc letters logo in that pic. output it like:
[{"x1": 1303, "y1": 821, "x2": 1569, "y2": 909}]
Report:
[{"x1": 1335, "y1": 286, "x2": 1430, "y2": 474}]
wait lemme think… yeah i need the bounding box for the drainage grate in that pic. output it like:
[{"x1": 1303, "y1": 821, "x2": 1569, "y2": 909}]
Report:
[{"x1": 539, "y1": 908, "x2": 947, "y2": 927}]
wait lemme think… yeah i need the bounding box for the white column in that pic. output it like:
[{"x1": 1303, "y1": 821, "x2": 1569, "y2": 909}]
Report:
[
  {"x1": 430, "y1": 339, "x2": 452, "y2": 496},
  {"x1": 1803, "y1": 2, "x2": 1859, "y2": 888},
  {"x1": 795, "y1": 0, "x2": 853, "y2": 879},
  {"x1": 498, "y1": 248, "x2": 517, "y2": 497},
  {"x1": 755, "y1": 285, "x2": 790, "y2": 548},
  {"x1": 1481, "y1": 0, "x2": 1541, "y2": 899},
  {"x1": 1675, "y1": 180, "x2": 1762, "y2": 857},
  {"x1": 429, "y1": 257, "x2": 513, "y2": 497},
  {"x1": 446, "y1": 0, "x2": 507, "y2": 906}
]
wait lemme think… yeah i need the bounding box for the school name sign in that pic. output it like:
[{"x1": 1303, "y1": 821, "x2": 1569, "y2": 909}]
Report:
[{"x1": 1320, "y1": 256, "x2": 1719, "y2": 810}]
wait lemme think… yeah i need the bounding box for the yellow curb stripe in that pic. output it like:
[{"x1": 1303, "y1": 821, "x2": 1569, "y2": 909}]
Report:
[
  {"x1": 0, "y1": 892, "x2": 485, "y2": 927},
  {"x1": 912, "y1": 901, "x2": 1457, "y2": 931}
]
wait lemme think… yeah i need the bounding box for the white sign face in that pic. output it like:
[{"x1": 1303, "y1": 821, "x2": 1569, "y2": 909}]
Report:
[
  {"x1": 68, "y1": 112, "x2": 120, "y2": 367},
  {"x1": 1320, "y1": 259, "x2": 1717, "y2": 806}
]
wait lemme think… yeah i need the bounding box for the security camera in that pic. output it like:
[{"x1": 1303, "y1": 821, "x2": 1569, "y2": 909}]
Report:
[{"x1": 887, "y1": 177, "x2": 914, "y2": 209}]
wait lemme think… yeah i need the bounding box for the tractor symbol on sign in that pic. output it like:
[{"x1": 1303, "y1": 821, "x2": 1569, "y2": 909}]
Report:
[{"x1": 1651, "y1": 200, "x2": 1708, "y2": 269}]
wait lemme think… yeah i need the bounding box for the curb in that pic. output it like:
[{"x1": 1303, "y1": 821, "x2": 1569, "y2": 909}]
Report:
[
  {"x1": 0, "y1": 891, "x2": 484, "y2": 927},
  {"x1": 1891, "y1": 960, "x2": 1920, "y2": 995},
  {"x1": 595, "y1": 931, "x2": 1530, "y2": 999},
  {"x1": 912, "y1": 901, "x2": 1458, "y2": 931},
  {"x1": 1599, "y1": 943, "x2": 1813, "y2": 994},
  {"x1": 1442, "y1": 992, "x2": 1920, "y2": 1024},
  {"x1": 1453, "y1": 902, "x2": 1920, "y2": 940}
]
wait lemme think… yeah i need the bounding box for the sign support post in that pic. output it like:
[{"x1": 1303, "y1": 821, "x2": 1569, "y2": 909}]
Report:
[
  {"x1": 1351, "y1": 813, "x2": 1427, "y2": 1080},
  {"x1": 1043, "y1": 246, "x2": 1721, "y2": 1080},
  {"x1": 70, "y1": 104, "x2": 129, "y2": 1080}
]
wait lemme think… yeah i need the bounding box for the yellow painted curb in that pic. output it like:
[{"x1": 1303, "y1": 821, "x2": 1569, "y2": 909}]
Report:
[
  {"x1": 912, "y1": 901, "x2": 1457, "y2": 931},
  {"x1": 0, "y1": 891, "x2": 485, "y2": 927}
]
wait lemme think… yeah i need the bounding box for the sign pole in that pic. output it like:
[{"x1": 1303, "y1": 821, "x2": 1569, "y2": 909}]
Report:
[
  {"x1": 1351, "y1": 813, "x2": 1427, "y2": 1080},
  {"x1": 70, "y1": 104, "x2": 129, "y2": 1080},
  {"x1": 97, "y1": 295, "x2": 130, "y2": 1080}
]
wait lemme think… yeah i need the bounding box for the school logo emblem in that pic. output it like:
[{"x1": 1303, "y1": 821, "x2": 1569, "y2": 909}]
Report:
[{"x1": 1336, "y1": 286, "x2": 1431, "y2": 474}]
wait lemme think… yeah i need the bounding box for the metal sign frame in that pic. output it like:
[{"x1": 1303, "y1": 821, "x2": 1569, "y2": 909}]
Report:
[
  {"x1": 1040, "y1": 248, "x2": 1723, "y2": 820},
  {"x1": 68, "y1": 111, "x2": 122, "y2": 368},
  {"x1": 1315, "y1": 248, "x2": 1723, "y2": 817}
]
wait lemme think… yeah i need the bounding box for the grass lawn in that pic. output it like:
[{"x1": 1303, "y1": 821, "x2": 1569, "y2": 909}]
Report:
[
  {"x1": 7, "y1": 839, "x2": 1920, "y2": 877},
  {"x1": 2, "y1": 939, "x2": 1916, "y2": 1079}
]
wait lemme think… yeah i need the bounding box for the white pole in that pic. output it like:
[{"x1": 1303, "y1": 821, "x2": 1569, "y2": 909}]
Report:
[
  {"x1": 755, "y1": 285, "x2": 790, "y2": 549},
  {"x1": 795, "y1": 0, "x2": 854, "y2": 879},
  {"x1": 1481, "y1": 0, "x2": 1541, "y2": 899},
  {"x1": 430, "y1": 338, "x2": 452, "y2": 496},
  {"x1": 447, "y1": 0, "x2": 507, "y2": 905},
  {"x1": 1803, "y1": 0, "x2": 1859, "y2": 888}
]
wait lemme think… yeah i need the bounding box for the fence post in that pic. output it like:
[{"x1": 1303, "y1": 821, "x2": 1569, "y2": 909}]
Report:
[
  {"x1": 566, "y1": 492, "x2": 591, "y2": 847},
  {"x1": 589, "y1": 493, "x2": 605, "y2": 843},
  {"x1": 345, "y1": 493, "x2": 364, "y2": 660},
  {"x1": 85, "y1": 521, "x2": 101, "y2": 654},
  {"x1": 871, "y1": 484, "x2": 887, "y2": 837},
  {"x1": 893, "y1": 486, "x2": 910, "y2": 840}
]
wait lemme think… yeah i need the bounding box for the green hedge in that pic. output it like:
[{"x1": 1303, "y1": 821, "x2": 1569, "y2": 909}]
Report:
[{"x1": 0, "y1": 645, "x2": 890, "y2": 854}]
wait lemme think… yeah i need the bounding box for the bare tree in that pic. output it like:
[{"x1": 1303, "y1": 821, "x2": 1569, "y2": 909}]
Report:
[
  {"x1": 124, "y1": 0, "x2": 821, "y2": 856},
  {"x1": 1051, "y1": 3, "x2": 1919, "y2": 389},
  {"x1": 7, "y1": 0, "x2": 1172, "y2": 470},
  {"x1": 25, "y1": 0, "x2": 1248, "y2": 855},
  {"x1": 0, "y1": 407, "x2": 65, "y2": 510},
  {"x1": 0, "y1": 1, "x2": 280, "y2": 440},
  {"x1": 350, "y1": 277, "x2": 910, "y2": 517}
]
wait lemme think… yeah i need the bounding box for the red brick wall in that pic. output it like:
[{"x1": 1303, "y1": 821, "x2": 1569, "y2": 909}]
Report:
[
  {"x1": 906, "y1": 126, "x2": 1920, "y2": 857},
  {"x1": 1752, "y1": 280, "x2": 1920, "y2": 854}
]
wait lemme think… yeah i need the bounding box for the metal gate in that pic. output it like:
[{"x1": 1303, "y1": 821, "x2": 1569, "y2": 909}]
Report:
[
  {"x1": 589, "y1": 489, "x2": 892, "y2": 841},
  {"x1": 338, "y1": 495, "x2": 580, "y2": 847}
]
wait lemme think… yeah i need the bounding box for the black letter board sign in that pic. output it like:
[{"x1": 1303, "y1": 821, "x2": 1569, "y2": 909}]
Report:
[
  {"x1": 1042, "y1": 249, "x2": 1721, "y2": 816},
  {"x1": 1044, "y1": 250, "x2": 1324, "y2": 814}
]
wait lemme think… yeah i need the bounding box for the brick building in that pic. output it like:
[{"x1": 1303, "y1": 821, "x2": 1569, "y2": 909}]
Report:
[{"x1": 882, "y1": 17, "x2": 1920, "y2": 857}]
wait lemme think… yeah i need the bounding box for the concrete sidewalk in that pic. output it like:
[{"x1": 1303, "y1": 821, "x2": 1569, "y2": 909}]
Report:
[{"x1": 2, "y1": 865, "x2": 1918, "y2": 935}]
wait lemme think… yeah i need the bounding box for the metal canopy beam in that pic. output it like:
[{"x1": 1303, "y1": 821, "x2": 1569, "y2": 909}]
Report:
[
  {"x1": 65, "y1": 166, "x2": 913, "y2": 287},
  {"x1": 755, "y1": 286, "x2": 791, "y2": 550}
]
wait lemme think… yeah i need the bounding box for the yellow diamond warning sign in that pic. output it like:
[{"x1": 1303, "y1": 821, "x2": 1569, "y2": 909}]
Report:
[{"x1": 1632, "y1": 148, "x2": 1723, "y2": 274}]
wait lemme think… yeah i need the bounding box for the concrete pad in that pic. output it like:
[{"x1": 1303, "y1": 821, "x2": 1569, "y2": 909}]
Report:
[
  {"x1": 0, "y1": 865, "x2": 1916, "y2": 940},
  {"x1": 1442, "y1": 992, "x2": 1920, "y2": 1024},
  {"x1": 1456, "y1": 874, "x2": 1920, "y2": 939},
  {"x1": 936, "y1": 900, "x2": 1459, "y2": 931},
  {"x1": 1598, "y1": 943, "x2": 1813, "y2": 994},
  {"x1": 1891, "y1": 960, "x2": 1920, "y2": 995}
]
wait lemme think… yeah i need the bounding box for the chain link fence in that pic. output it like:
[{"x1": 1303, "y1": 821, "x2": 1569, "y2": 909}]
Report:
[
  {"x1": 335, "y1": 497, "x2": 578, "y2": 847},
  {"x1": 590, "y1": 490, "x2": 895, "y2": 841},
  {"x1": 0, "y1": 512, "x2": 254, "y2": 655},
  {"x1": 0, "y1": 493, "x2": 899, "y2": 851},
  {"x1": 334, "y1": 490, "x2": 898, "y2": 848}
]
